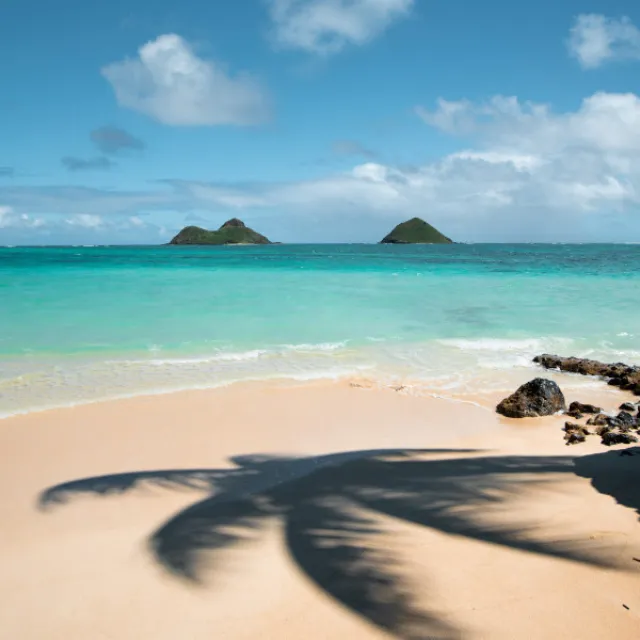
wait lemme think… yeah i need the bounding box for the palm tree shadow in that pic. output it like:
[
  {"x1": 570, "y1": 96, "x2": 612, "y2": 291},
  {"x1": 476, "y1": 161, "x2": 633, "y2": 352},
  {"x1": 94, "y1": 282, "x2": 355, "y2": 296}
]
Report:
[
  {"x1": 574, "y1": 446, "x2": 640, "y2": 521},
  {"x1": 39, "y1": 448, "x2": 627, "y2": 639}
]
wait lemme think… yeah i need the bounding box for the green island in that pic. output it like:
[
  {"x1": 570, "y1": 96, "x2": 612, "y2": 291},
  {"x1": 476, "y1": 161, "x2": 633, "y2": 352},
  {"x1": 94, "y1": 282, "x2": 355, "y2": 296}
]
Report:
[
  {"x1": 169, "y1": 219, "x2": 272, "y2": 245},
  {"x1": 380, "y1": 217, "x2": 453, "y2": 244}
]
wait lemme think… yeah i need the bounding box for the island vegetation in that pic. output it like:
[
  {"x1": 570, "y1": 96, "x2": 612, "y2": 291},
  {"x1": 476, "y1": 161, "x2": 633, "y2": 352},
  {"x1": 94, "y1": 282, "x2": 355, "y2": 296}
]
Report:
[
  {"x1": 169, "y1": 219, "x2": 271, "y2": 245},
  {"x1": 380, "y1": 217, "x2": 453, "y2": 244}
]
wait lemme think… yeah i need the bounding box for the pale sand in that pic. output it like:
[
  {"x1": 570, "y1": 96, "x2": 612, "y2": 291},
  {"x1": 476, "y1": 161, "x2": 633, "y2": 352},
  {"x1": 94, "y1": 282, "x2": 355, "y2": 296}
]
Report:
[{"x1": 1, "y1": 379, "x2": 639, "y2": 639}]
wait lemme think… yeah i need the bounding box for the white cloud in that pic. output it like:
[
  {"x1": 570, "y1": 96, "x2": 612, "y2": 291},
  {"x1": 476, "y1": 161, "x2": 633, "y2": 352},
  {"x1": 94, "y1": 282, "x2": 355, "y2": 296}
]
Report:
[
  {"x1": 417, "y1": 92, "x2": 640, "y2": 155},
  {"x1": 0, "y1": 207, "x2": 162, "y2": 245},
  {"x1": 64, "y1": 214, "x2": 104, "y2": 229},
  {"x1": 415, "y1": 98, "x2": 476, "y2": 134},
  {"x1": 0, "y1": 205, "x2": 12, "y2": 225},
  {"x1": 446, "y1": 150, "x2": 544, "y2": 172},
  {"x1": 102, "y1": 34, "x2": 269, "y2": 126},
  {"x1": 267, "y1": 0, "x2": 414, "y2": 54},
  {"x1": 0, "y1": 206, "x2": 45, "y2": 229},
  {"x1": 568, "y1": 14, "x2": 640, "y2": 68}
]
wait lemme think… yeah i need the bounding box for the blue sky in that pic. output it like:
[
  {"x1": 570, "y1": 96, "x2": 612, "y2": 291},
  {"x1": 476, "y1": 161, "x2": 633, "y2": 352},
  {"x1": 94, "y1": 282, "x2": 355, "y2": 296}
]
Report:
[{"x1": 1, "y1": 0, "x2": 640, "y2": 243}]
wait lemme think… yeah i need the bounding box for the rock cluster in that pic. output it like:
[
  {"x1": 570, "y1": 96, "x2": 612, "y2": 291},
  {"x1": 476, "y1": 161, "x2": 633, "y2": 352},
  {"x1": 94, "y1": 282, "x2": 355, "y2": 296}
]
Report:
[
  {"x1": 563, "y1": 406, "x2": 640, "y2": 446},
  {"x1": 533, "y1": 354, "x2": 640, "y2": 395},
  {"x1": 495, "y1": 354, "x2": 640, "y2": 447}
]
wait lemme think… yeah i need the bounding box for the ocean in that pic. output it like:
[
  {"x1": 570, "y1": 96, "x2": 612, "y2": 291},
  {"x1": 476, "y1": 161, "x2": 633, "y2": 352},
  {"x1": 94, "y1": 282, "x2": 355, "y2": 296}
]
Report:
[{"x1": 1, "y1": 243, "x2": 639, "y2": 416}]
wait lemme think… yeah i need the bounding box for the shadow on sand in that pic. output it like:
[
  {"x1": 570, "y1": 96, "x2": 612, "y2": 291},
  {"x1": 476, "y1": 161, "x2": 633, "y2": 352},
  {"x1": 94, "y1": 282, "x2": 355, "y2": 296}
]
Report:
[
  {"x1": 574, "y1": 446, "x2": 640, "y2": 521},
  {"x1": 39, "y1": 447, "x2": 640, "y2": 639}
]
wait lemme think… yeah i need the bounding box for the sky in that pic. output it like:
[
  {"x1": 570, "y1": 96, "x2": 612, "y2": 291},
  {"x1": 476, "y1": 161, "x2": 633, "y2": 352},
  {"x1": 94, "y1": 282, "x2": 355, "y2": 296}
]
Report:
[{"x1": 1, "y1": 0, "x2": 640, "y2": 244}]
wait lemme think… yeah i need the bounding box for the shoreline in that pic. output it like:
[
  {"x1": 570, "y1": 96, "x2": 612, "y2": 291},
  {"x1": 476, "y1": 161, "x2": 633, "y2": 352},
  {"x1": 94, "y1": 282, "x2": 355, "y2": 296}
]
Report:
[
  {"x1": 1, "y1": 356, "x2": 633, "y2": 420},
  {"x1": 1, "y1": 377, "x2": 639, "y2": 638}
]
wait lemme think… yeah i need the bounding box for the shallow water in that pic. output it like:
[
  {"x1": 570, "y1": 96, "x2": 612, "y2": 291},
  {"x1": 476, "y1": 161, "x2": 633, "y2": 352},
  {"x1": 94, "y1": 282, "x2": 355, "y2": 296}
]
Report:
[{"x1": 1, "y1": 244, "x2": 639, "y2": 415}]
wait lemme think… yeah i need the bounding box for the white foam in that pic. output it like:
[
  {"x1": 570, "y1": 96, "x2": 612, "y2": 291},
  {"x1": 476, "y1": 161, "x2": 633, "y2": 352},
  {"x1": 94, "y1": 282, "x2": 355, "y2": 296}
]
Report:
[
  {"x1": 4, "y1": 334, "x2": 640, "y2": 418},
  {"x1": 436, "y1": 337, "x2": 572, "y2": 352},
  {"x1": 279, "y1": 341, "x2": 348, "y2": 352},
  {"x1": 142, "y1": 349, "x2": 269, "y2": 366}
]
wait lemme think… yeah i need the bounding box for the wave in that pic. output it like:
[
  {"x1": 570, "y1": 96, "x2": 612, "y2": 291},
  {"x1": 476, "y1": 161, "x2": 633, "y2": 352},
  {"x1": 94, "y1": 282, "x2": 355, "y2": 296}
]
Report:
[
  {"x1": 3, "y1": 336, "x2": 640, "y2": 418},
  {"x1": 436, "y1": 337, "x2": 573, "y2": 352},
  {"x1": 112, "y1": 342, "x2": 349, "y2": 367}
]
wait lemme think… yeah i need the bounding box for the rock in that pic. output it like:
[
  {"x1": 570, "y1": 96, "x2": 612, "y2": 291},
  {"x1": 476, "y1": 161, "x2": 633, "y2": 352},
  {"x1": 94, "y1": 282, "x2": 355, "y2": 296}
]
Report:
[
  {"x1": 565, "y1": 432, "x2": 587, "y2": 445},
  {"x1": 587, "y1": 411, "x2": 636, "y2": 432},
  {"x1": 380, "y1": 218, "x2": 453, "y2": 244},
  {"x1": 588, "y1": 414, "x2": 610, "y2": 427},
  {"x1": 568, "y1": 401, "x2": 602, "y2": 415},
  {"x1": 563, "y1": 422, "x2": 590, "y2": 436},
  {"x1": 169, "y1": 219, "x2": 272, "y2": 245},
  {"x1": 620, "y1": 402, "x2": 637, "y2": 412},
  {"x1": 601, "y1": 431, "x2": 639, "y2": 447},
  {"x1": 616, "y1": 411, "x2": 636, "y2": 427},
  {"x1": 533, "y1": 355, "x2": 640, "y2": 395},
  {"x1": 496, "y1": 378, "x2": 566, "y2": 418}
]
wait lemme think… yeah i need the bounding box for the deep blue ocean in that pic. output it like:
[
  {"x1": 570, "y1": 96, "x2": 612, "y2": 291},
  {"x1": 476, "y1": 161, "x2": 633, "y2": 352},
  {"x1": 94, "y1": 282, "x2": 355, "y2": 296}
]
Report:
[{"x1": 1, "y1": 244, "x2": 639, "y2": 415}]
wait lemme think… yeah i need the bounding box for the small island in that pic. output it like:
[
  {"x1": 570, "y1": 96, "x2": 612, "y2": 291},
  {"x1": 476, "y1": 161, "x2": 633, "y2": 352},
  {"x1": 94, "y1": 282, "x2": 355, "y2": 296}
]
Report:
[
  {"x1": 380, "y1": 217, "x2": 453, "y2": 244},
  {"x1": 169, "y1": 219, "x2": 272, "y2": 245}
]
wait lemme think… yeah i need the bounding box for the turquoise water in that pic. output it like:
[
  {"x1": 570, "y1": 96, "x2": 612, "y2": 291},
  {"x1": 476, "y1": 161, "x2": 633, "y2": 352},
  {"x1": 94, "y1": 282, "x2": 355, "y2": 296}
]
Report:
[{"x1": 1, "y1": 244, "x2": 639, "y2": 415}]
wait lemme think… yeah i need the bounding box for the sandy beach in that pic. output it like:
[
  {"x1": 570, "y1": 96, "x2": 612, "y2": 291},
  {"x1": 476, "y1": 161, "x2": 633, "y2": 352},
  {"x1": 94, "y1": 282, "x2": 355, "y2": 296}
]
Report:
[{"x1": 0, "y1": 378, "x2": 639, "y2": 639}]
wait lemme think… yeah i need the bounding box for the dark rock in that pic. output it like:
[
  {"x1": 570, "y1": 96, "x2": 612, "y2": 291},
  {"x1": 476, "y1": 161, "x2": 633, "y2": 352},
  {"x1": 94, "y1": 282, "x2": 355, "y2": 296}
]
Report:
[
  {"x1": 616, "y1": 411, "x2": 635, "y2": 427},
  {"x1": 565, "y1": 432, "x2": 587, "y2": 445},
  {"x1": 564, "y1": 433, "x2": 585, "y2": 445},
  {"x1": 565, "y1": 410, "x2": 584, "y2": 419},
  {"x1": 496, "y1": 378, "x2": 566, "y2": 418},
  {"x1": 563, "y1": 422, "x2": 590, "y2": 436},
  {"x1": 568, "y1": 401, "x2": 602, "y2": 415},
  {"x1": 588, "y1": 414, "x2": 610, "y2": 427},
  {"x1": 601, "y1": 431, "x2": 638, "y2": 447},
  {"x1": 533, "y1": 355, "x2": 640, "y2": 394},
  {"x1": 620, "y1": 402, "x2": 636, "y2": 412}
]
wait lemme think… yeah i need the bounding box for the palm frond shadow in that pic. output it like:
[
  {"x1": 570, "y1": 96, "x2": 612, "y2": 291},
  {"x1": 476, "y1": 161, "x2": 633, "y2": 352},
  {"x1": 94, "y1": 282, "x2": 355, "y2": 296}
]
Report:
[{"x1": 39, "y1": 448, "x2": 624, "y2": 640}]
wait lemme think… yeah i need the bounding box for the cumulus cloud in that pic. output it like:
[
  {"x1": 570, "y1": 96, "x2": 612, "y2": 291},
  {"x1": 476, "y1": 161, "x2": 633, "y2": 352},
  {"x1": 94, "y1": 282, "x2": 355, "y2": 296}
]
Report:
[
  {"x1": 64, "y1": 214, "x2": 105, "y2": 229},
  {"x1": 91, "y1": 126, "x2": 145, "y2": 154},
  {"x1": 416, "y1": 92, "x2": 640, "y2": 155},
  {"x1": 61, "y1": 156, "x2": 114, "y2": 172},
  {"x1": 102, "y1": 34, "x2": 269, "y2": 126},
  {"x1": 568, "y1": 14, "x2": 640, "y2": 68},
  {"x1": 267, "y1": 0, "x2": 414, "y2": 55},
  {"x1": 0, "y1": 205, "x2": 45, "y2": 230},
  {"x1": 0, "y1": 205, "x2": 162, "y2": 245}
]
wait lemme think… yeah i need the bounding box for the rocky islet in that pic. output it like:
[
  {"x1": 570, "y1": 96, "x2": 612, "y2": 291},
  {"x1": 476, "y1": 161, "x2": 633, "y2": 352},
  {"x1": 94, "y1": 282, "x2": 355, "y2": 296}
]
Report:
[{"x1": 169, "y1": 219, "x2": 272, "y2": 245}]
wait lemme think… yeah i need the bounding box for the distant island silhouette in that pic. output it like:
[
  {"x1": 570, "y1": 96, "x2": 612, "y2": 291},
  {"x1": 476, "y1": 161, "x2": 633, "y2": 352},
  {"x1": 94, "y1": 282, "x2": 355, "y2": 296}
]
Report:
[
  {"x1": 168, "y1": 217, "x2": 452, "y2": 245},
  {"x1": 380, "y1": 218, "x2": 453, "y2": 244},
  {"x1": 169, "y1": 219, "x2": 271, "y2": 245}
]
